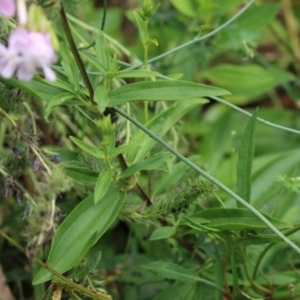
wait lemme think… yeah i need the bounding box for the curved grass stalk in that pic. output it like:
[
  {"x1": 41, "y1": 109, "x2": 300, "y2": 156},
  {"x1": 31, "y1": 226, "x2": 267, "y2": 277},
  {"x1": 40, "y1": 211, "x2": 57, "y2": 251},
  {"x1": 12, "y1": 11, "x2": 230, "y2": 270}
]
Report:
[
  {"x1": 113, "y1": 106, "x2": 300, "y2": 255},
  {"x1": 125, "y1": 0, "x2": 256, "y2": 70},
  {"x1": 209, "y1": 96, "x2": 300, "y2": 135}
]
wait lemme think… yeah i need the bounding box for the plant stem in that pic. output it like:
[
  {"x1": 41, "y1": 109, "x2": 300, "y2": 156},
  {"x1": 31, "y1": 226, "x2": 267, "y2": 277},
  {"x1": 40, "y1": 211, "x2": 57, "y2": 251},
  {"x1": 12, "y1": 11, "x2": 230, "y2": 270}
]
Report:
[
  {"x1": 116, "y1": 153, "x2": 152, "y2": 205},
  {"x1": 240, "y1": 248, "x2": 271, "y2": 295},
  {"x1": 59, "y1": 5, "x2": 95, "y2": 104},
  {"x1": 252, "y1": 223, "x2": 300, "y2": 280},
  {"x1": 113, "y1": 106, "x2": 300, "y2": 256},
  {"x1": 209, "y1": 96, "x2": 300, "y2": 135},
  {"x1": 124, "y1": 0, "x2": 256, "y2": 70},
  {"x1": 0, "y1": 231, "x2": 112, "y2": 300}
]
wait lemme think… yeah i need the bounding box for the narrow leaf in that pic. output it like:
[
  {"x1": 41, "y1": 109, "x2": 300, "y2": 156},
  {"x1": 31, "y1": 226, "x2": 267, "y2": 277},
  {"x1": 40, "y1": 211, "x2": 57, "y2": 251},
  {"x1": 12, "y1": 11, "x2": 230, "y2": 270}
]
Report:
[
  {"x1": 95, "y1": 31, "x2": 110, "y2": 72},
  {"x1": 44, "y1": 93, "x2": 75, "y2": 121},
  {"x1": 64, "y1": 167, "x2": 98, "y2": 185},
  {"x1": 126, "y1": 98, "x2": 208, "y2": 164},
  {"x1": 95, "y1": 84, "x2": 109, "y2": 113},
  {"x1": 69, "y1": 136, "x2": 104, "y2": 159},
  {"x1": 108, "y1": 143, "x2": 141, "y2": 158},
  {"x1": 61, "y1": 45, "x2": 80, "y2": 90},
  {"x1": 236, "y1": 110, "x2": 257, "y2": 206},
  {"x1": 149, "y1": 226, "x2": 176, "y2": 241},
  {"x1": 114, "y1": 70, "x2": 162, "y2": 78},
  {"x1": 191, "y1": 208, "x2": 292, "y2": 230},
  {"x1": 119, "y1": 152, "x2": 171, "y2": 179},
  {"x1": 108, "y1": 80, "x2": 230, "y2": 106},
  {"x1": 33, "y1": 190, "x2": 125, "y2": 284},
  {"x1": 80, "y1": 50, "x2": 107, "y2": 74},
  {"x1": 133, "y1": 11, "x2": 147, "y2": 45},
  {"x1": 0, "y1": 77, "x2": 65, "y2": 102},
  {"x1": 94, "y1": 169, "x2": 113, "y2": 203},
  {"x1": 142, "y1": 262, "x2": 224, "y2": 291}
]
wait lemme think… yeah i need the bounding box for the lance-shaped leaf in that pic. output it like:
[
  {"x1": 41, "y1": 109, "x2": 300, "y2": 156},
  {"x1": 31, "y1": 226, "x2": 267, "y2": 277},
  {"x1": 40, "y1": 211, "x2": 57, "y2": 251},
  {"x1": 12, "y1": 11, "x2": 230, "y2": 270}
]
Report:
[
  {"x1": 191, "y1": 208, "x2": 292, "y2": 230},
  {"x1": 119, "y1": 152, "x2": 171, "y2": 179},
  {"x1": 69, "y1": 136, "x2": 104, "y2": 159},
  {"x1": 108, "y1": 80, "x2": 230, "y2": 106},
  {"x1": 33, "y1": 190, "x2": 125, "y2": 284},
  {"x1": 94, "y1": 169, "x2": 113, "y2": 203},
  {"x1": 142, "y1": 261, "x2": 224, "y2": 291},
  {"x1": 126, "y1": 98, "x2": 208, "y2": 164},
  {"x1": 61, "y1": 45, "x2": 80, "y2": 90},
  {"x1": 236, "y1": 110, "x2": 257, "y2": 206},
  {"x1": 95, "y1": 84, "x2": 109, "y2": 113},
  {"x1": 44, "y1": 93, "x2": 76, "y2": 121},
  {"x1": 95, "y1": 31, "x2": 110, "y2": 72},
  {"x1": 64, "y1": 167, "x2": 98, "y2": 185},
  {"x1": 149, "y1": 226, "x2": 177, "y2": 241}
]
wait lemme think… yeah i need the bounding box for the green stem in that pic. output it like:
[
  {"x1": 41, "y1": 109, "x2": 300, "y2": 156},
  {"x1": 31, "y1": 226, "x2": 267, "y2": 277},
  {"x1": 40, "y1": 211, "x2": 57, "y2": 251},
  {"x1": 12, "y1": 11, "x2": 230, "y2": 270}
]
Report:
[
  {"x1": 67, "y1": 14, "x2": 131, "y2": 57},
  {"x1": 101, "y1": 0, "x2": 107, "y2": 31},
  {"x1": 209, "y1": 96, "x2": 300, "y2": 135},
  {"x1": 59, "y1": 6, "x2": 95, "y2": 104},
  {"x1": 252, "y1": 223, "x2": 300, "y2": 280},
  {"x1": 125, "y1": 0, "x2": 255, "y2": 70},
  {"x1": 0, "y1": 231, "x2": 112, "y2": 300},
  {"x1": 113, "y1": 106, "x2": 300, "y2": 255},
  {"x1": 240, "y1": 248, "x2": 271, "y2": 295}
]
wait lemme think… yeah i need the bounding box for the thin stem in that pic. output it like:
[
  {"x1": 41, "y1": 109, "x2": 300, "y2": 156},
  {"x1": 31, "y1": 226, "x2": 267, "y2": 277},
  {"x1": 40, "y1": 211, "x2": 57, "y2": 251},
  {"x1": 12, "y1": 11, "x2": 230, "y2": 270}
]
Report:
[
  {"x1": 209, "y1": 96, "x2": 300, "y2": 135},
  {"x1": 252, "y1": 223, "x2": 300, "y2": 280},
  {"x1": 0, "y1": 231, "x2": 112, "y2": 300},
  {"x1": 59, "y1": 6, "x2": 95, "y2": 104},
  {"x1": 116, "y1": 153, "x2": 152, "y2": 206},
  {"x1": 125, "y1": 0, "x2": 255, "y2": 70},
  {"x1": 101, "y1": 0, "x2": 107, "y2": 31},
  {"x1": 67, "y1": 14, "x2": 131, "y2": 57},
  {"x1": 113, "y1": 106, "x2": 300, "y2": 255},
  {"x1": 23, "y1": 102, "x2": 37, "y2": 135},
  {"x1": 240, "y1": 248, "x2": 271, "y2": 295}
]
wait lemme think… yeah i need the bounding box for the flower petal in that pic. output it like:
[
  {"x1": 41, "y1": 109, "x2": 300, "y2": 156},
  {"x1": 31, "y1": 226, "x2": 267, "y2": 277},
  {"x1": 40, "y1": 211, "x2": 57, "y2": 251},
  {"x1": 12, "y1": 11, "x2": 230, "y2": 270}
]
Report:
[{"x1": 0, "y1": 0, "x2": 16, "y2": 17}]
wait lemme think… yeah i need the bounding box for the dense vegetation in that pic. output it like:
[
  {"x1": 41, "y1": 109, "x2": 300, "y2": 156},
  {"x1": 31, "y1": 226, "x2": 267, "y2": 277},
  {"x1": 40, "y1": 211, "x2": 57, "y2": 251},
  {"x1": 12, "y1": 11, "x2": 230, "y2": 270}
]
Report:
[{"x1": 1, "y1": 0, "x2": 300, "y2": 299}]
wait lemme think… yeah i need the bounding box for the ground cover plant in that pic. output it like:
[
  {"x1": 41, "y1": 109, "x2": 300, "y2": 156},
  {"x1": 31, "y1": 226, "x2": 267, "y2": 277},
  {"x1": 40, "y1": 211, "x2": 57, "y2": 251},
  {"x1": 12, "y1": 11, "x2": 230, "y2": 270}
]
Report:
[{"x1": 1, "y1": 0, "x2": 300, "y2": 299}]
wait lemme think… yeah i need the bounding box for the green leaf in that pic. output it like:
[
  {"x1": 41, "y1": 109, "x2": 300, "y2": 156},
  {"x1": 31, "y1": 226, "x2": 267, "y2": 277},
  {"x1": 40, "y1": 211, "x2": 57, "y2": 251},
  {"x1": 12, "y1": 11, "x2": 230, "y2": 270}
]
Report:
[
  {"x1": 64, "y1": 167, "x2": 98, "y2": 185},
  {"x1": 94, "y1": 169, "x2": 113, "y2": 203},
  {"x1": 61, "y1": 45, "x2": 80, "y2": 90},
  {"x1": 69, "y1": 136, "x2": 104, "y2": 159},
  {"x1": 133, "y1": 11, "x2": 147, "y2": 45},
  {"x1": 170, "y1": 0, "x2": 197, "y2": 18},
  {"x1": 69, "y1": 251, "x2": 102, "y2": 281},
  {"x1": 214, "y1": 244, "x2": 223, "y2": 300},
  {"x1": 234, "y1": 3, "x2": 281, "y2": 34},
  {"x1": 33, "y1": 191, "x2": 125, "y2": 284},
  {"x1": 119, "y1": 152, "x2": 171, "y2": 179},
  {"x1": 81, "y1": 50, "x2": 107, "y2": 74},
  {"x1": 46, "y1": 77, "x2": 74, "y2": 93},
  {"x1": 203, "y1": 64, "x2": 295, "y2": 104},
  {"x1": 236, "y1": 110, "x2": 257, "y2": 206},
  {"x1": 191, "y1": 208, "x2": 292, "y2": 230},
  {"x1": 126, "y1": 98, "x2": 208, "y2": 164},
  {"x1": 44, "y1": 92, "x2": 76, "y2": 121},
  {"x1": 108, "y1": 80, "x2": 230, "y2": 106},
  {"x1": 149, "y1": 226, "x2": 176, "y2": 241},
  {"x1": 0, "y1": 77, "x2": 65, "y2": 102},
  {"x1": 95, "y1": 31, "x2": 110, "y2": 72},
  {"x1": 108, "y1": 143, "x2": 142, "y2": 158},
  {"x1": 252, "y1": 150, "x2": 300, "y2": 207},
  {"x1": 114, "y1": 70, "x2": 162, "y2": 78},
  {"x1": 95, "y1": 84, "x2": 109, "y2": 113},
  {"x1": 143, "y1": 262, "x2": 224, "y2": 291}
]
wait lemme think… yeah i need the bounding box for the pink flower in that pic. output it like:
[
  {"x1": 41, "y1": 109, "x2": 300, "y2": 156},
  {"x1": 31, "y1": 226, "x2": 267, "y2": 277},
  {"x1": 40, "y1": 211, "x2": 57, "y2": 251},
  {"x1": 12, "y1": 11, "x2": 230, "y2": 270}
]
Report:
[
  {"x1": 0, "y1": 0, "x2": 16, "y2": 17},
  {"x1": 0, "y1": 28, "x2": 57, "y2": 81}
]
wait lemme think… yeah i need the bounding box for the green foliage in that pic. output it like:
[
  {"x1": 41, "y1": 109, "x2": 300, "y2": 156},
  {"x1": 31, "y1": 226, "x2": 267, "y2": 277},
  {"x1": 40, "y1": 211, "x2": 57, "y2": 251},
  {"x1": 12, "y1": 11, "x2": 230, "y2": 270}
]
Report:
[{"x1": 2, "y1": 0, "x2": 300, "y2": 299}]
